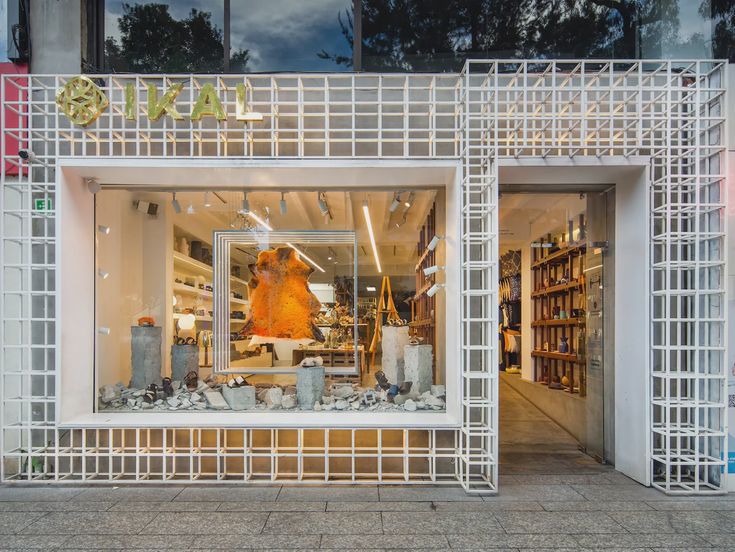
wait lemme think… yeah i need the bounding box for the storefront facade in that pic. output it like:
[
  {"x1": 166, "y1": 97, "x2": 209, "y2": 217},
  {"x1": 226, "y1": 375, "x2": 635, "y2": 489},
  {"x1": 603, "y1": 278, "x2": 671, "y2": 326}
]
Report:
[{"x1": 0, "y1": 59, "x2": 728, "y2": 493}]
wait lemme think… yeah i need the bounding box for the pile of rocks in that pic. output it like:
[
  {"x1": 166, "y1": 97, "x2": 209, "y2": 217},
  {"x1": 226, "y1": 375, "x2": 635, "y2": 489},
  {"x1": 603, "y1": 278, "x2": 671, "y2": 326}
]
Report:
[{"x1": 98, "y1": 378, "x2": 446, "y2": 413}]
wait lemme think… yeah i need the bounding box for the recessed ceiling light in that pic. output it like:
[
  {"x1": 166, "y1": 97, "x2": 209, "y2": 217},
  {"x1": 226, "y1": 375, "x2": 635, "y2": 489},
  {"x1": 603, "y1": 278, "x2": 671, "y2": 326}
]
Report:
[{"x1": 362, "y1": 200, "x2": 382, "y2": 273}]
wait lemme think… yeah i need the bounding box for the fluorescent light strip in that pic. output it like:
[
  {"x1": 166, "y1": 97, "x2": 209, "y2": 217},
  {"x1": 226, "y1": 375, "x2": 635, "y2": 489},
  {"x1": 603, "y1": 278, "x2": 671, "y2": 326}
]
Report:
[
  {"x1": 246, "y1": 212, "x2": 326, "y2": 273},
  {"x1": 362, "y1": 201, "x2": 382, "y2": 273}
]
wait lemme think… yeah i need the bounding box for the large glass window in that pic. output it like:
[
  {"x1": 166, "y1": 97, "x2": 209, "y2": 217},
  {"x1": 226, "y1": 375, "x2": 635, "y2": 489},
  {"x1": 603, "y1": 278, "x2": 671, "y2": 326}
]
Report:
[{"x1": 95, "y1": 188, "x2": 448, "y2": 415}]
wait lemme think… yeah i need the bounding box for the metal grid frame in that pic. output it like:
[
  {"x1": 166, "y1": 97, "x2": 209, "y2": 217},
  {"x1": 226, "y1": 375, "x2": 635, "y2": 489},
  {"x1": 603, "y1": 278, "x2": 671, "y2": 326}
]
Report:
[{"x1": 0, "y1": 60, "x2": 727, "y2": 493}]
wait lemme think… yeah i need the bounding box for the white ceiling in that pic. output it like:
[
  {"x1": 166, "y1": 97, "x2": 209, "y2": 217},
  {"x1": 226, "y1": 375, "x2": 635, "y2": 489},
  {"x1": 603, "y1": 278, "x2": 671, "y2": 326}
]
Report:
[{"x1": 499, "y1": 193, "x2": 586, "y2": 248}]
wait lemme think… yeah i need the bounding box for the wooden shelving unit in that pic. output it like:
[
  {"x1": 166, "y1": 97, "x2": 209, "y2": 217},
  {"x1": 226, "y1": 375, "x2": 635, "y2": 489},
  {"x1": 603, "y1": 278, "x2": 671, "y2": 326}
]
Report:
[
  {"x1": 409, "y1": 204, "x2": 437, "y2": 376},
  {"x1": 531, "y1": 241, "x2": 587, "y2": 395}
]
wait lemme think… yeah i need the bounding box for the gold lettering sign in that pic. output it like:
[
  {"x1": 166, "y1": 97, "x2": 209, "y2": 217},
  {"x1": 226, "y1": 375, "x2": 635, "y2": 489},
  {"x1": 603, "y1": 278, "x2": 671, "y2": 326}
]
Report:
[
  {"x1": 236, "y1": 83, "x2": 264, "y2": 122},
  {"x1": 56, "y1": 76, "x2": 109, "y2": 126},
  {"x1": 147, "y1": 83, "x2": 184, "y2": 121},
  {"x1": 124, "y1": 83, "x2": 136, "y2": 120},
  {"x1": 191, "y1": 83, "x2": 227, "y2": 121}
]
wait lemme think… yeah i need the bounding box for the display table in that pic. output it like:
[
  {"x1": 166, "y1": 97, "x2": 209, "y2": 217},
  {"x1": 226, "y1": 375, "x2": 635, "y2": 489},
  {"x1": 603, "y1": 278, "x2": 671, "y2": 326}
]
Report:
[{"x1": 292, "y1": 346, "x2": 365, "y2": 371}]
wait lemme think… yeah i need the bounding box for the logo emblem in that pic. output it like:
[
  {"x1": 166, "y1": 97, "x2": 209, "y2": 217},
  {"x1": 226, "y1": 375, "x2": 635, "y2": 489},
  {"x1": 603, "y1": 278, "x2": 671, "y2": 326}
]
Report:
[{"x1": 56, "y1": 76, "x2": 109, "y2": 126}]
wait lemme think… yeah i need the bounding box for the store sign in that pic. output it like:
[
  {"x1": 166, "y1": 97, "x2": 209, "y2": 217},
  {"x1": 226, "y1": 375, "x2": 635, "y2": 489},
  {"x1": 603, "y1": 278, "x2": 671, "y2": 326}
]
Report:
[
  {"x1": 56, "y1": 76, "x2": 263, "y2": 127},
  {"x1": 33, "y1": 198, "x2": 52, "y2": 211}
]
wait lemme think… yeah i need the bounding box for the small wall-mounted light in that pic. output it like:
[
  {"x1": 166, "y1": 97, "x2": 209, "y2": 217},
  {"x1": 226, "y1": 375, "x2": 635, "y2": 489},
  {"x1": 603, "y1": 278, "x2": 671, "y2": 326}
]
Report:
[
  {"x1": 423, "y1": 265, "x2": 444, "y2": 276},
  {"x1": 404, "y1": 191, "x2": 415, "y2": 209},
  {"x1": 280, "y1": 192, "x2": 287, "y2": 215},
  {"x1": 97, "y1": 225, "x2": 110, "y2": 235},
  {"x1": 98, "y1": 326, "x2": 111, "y2": 335},
  {"x1": 426, "y1": 283, "x2": 445, "y2": 298},
  {"x1": 427, "y1": 235, "x2": 443, "y2": 251},
  {"x1": 389, "y1": 192, "x2": 401, "y2": 213},
  {"x1": 98, "y1": 269, "x2": 110, "y2": 279},
  {"x1": 317, "y1": 192, "x2": 330, "y2": 216},
  {"x1": 171, "y1": 192, "x2": 182, "y2": 214},
  {"x1": 204, "y1": 191, "x2": 212, "y2": 208},
  {"x1": 86, "y1": 178, "x2": 101, "y2": 194},
  {"x1": 241, "y1": 192, "x2": 250, "y2": 214},
  {"x1": 186, "y1": 202, "x2": 196, "y2": 215}
]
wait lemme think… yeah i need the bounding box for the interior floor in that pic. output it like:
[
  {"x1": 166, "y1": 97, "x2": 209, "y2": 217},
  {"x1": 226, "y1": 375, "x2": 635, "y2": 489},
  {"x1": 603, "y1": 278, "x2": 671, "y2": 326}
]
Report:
[{"x1": 499, "y1": 373, "x2": 610, "y2": 475}]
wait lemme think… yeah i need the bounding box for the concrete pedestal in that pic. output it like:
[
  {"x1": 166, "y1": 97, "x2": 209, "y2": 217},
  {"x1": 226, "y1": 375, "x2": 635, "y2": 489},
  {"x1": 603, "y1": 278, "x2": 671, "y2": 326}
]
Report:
[
  {"x1": 404, "y1": 344, "x2": 433, "y2": 394},
  {"x1": 222, "y1": 385, "x2": 256, "y2": 410},
  {"x1": 171, "y1": 344, "x2": 199, "y2": 381},
  {"x1": 130, "y1": 326, "x2": 162, "y2": 389},
  {"x1": 297, "y1": 365, "x2": 325, "y2": 409},
  {"x1": 381, "y1": 326, "x2": 410, "y2": 384}
]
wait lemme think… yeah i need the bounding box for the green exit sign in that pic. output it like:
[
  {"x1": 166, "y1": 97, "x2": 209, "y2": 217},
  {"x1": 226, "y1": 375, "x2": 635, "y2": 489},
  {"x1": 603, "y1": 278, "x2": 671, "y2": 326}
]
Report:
[{"x1": 34, "y1": 199, "x2": 52, "y2": 211}]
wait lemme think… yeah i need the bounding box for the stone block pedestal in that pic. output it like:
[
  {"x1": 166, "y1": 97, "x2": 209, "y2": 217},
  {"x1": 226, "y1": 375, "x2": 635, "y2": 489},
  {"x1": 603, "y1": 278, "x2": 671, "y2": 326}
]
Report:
[
  {"x1": 297, "y1": 365, "x2": 325, "y2": 409},
  {"x1": 404, "y1": 344, "x2": 433, "y2": 394},
  {"x1": 382, "y1": 325, "x2": 410, "y2": 384},
  {"x1": 130, "y1": 326, "x2": 162, "y2": 389},
  {"x1": 171, "y1": 344, "x2": 199, "y2": 381},
  {"x1": 222, "y1": 385, "x2": 256, "y2": 410}
]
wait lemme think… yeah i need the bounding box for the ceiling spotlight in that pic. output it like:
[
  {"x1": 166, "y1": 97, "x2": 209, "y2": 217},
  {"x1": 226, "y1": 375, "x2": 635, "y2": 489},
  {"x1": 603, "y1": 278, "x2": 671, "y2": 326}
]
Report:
[
  {"x1": 317, "y1": 192, "x2": 330, "y2": 216},
  {"x1": 98, "y1": 269, "x2": 110, "y2": 279},
  {"x1": 98, "y1": 326, "x2": 111, "y2": 335},
  {"x1": 404, "y1": 191, "x2": 415, "y2": 209},
  {"x1": 97, "y1": 225, "x2": 110, "y2": 235},
  {"x1": 86, "y1": 178, "x2": 101, "y2": 194},
  {"x1": 366, "y1": 286, "x2": 377, "y2": 292},
  {"x1": 280, "y1": 192, "x2": 287, "y2": 215},
  {"x1": 186, "y1": 202, "x2": 195, "y2": 215},
  {"x1": 171, "y1": 192, "x2": 182, "y2": 214},
  {"x1": 389, "y1": 192, "x2": 401, "y2": 213},
  {"x1": 204, "y1": 191, "x2": 212, "y2": 207},
  {"x1": 427, "y1": 235, "x2": 443, "y2": 251},
  {"x1": 423, "y1": 265, "x2": 444, "y2": 276},
  {"x1": 426, "y1": 283, "x2": 445, "y2": 298},
  {"x1": 327, "y1": 247, "x2": 336, "y2": 261},
  {"x1": 241, "y1": 192, "x2": 250, "y2": 214},
  {"x1": 395, "y1": 212, "x2": 407, "y2": 228}
]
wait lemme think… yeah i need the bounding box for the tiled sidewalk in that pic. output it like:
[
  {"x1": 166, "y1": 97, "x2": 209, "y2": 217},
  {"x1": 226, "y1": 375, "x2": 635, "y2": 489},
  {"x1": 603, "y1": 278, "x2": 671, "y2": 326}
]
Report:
[{"x1": 0, "y1": 477, "x2": 733, "y2": 551}]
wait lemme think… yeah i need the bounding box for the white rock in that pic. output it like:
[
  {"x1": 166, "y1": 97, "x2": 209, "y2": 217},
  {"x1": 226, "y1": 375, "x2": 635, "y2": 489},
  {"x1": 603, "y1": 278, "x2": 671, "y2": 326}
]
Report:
[
  {"x1": 425, "y1": 395, "x2": 445, "y2": 409},
  {"x1": 281, "y1": 394, "x2": 297, "y2": 409},
  {"x1": 265, "y1": 387, "x2": 283, "y2": 408},
  {"x1": 190, "y1": 392, "x2": 201, "y2": 402},
  {"x1": 154, "y1": 399, "x2": 163, "y2": 406},
  {"x1": 314, "y1": 401, "x2": 322, "y2": 411},
  {"x1": 166, "y1": 397, "x2": 180, "y2": 407},
  {"x1": 416, "y1": 400, "x2": 426, "y2": 409},
  {"x1": 203, "y1": 389, "x2": 229, "y2": 410},
  {"x1": 335, "y1": 399, "x2": 349, "y2": 410},
  {"x1": 403, "y1": 399, "x2": 417, "y2": 412},
  {"x1": 430, "y1": 385, "x2": 446, "y2": 398},
  {"x1": 350, "y1": 400, "x2": 360, "y2": 410},
  {"x1": 133, "y1": 389, "x2": 145, "y2": 397},
  {"x1": 99, "y1": 384, "x2": 118, "y2": 403},
  {"x1": 322, "y1": 395, "x2": 334, "y2": 405},
  {"x1": 323, "y1": 403, "x2": 335, "y2": 411},
  {"x1": 179, "y1": 398, "x2": 192, "y2": 408},
  {"x1": 330, "y1": 383, "x2": 354, "y2": 399},
  {"x1": 393, "y1": 394, "x2": 408, "y2": 406}
]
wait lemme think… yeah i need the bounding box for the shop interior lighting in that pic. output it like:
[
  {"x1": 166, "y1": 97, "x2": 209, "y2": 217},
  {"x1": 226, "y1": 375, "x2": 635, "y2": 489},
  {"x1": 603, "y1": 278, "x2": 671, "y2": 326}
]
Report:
[
  {"x1": 279, "y1": 192, "x2": 287, "y2": 215},
  {"x1": 404, "y1": 191, "x2": 415, "y2": 209},
  {"x1": 423, "y1": 264, "x2": 444, "y2": 276},
  {"x1": 97, "y1": 225, "x2": 110, "y2": 235},
  {"x1": 177, "y1": 313, "x2": 196, "y2": 331},
  {"x1": 203, "y1": 191, "x2": 211, "y2": 208},
  {"x1": 427, "y1": 235, "x2": 443, "y2": 251},
  {"x1": 426, "y1": 283, "x2": 445, "y2": 297},
  {"x1": 389, "y1": 192, "x2": 401, "y2": 213},
  {"x1": 327, "y1": 247, "x2": 336, "y2": 260},
  {"x1": 171, "y1": 192, "x2": 182, "y2": 214},
  {"x1": 317, "y1": 191, "x2": 330, "y2": 216},
  {"x1": 366, "y1": 286, "x2": 377, "y2": 292},
  {"x1": 98, "y1": 326, "x2": 111, "y2": 335},
  {"x1": 362, "y1": 200, "x2": 382, "y2": 273},
  {"x1": 241, "y1": 192, "x2": 250, "y2": 214},
  {"x1": 186, "y1": 202, "x2": 196, "y2": 215},
  {"x1": 395, "y1": 212, "x2": 408, "y2": 228},
  {"x1": 246, "y1": 211, "x2": 326, "y2": 273},
  {"x1": 86, "y1": 178, "x2": 101, "y2": 194},
  {"x1": 98, "y1": 269, "x2": 110, "y2": 279}
]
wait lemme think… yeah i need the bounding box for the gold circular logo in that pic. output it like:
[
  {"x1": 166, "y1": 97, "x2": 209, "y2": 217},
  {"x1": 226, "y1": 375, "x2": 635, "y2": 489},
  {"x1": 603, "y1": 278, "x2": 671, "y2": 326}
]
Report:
[{"x1": 56, "y1": 76, "x2": 109, "y2": 126}]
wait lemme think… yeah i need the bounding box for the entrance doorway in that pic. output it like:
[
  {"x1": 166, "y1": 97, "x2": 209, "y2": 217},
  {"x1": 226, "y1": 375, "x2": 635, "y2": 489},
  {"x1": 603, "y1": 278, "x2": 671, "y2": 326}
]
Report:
[{"x1": 498, "y1": 188, "x2": 614, "y2": 475}]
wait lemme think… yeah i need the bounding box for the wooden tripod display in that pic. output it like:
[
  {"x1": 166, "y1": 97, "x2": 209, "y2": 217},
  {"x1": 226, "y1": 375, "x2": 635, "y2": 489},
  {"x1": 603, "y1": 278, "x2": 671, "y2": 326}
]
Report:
[{"x1": 368, "y1": 276, "x2": 402, "y2": 370}]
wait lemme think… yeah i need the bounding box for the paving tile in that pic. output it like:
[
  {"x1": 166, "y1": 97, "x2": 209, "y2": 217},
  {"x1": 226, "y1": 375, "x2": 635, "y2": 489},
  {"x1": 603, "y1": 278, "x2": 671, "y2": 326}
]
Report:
[
  {"x1": 574, "y1": 533, "x2": 711, "y2": 548},
  {"x1": 433, "y1": 500, "x2": 543, "y2": 511},
  {"x1": 322, "y1": 534, "x2": 450, "y2": 549},
  {"x1": 569, "y1": 484, "x2": 664, "y2": 502},
  {"x1": 109, "y1": 500, "x2": 221, "y2": 511},
  {"x1": 145, "y1": 512, "x2": 269, "y2": 534},
  {"x1": 381, "y1": 512, "x2": 502, "y2": 534},
  {"x1": 448, "y1": 533, "x2": 578, "y2": 548},
  {"x1": 511, "y1": 474, "x2": 619, "y2": 485},
  {"x1": 0, "y1": 533, "x2": 72, "y2": 548},
  {"x1": 379, "y1": 487, "x2": 481, "y2": 502},
  {"x1": 263, "y1": 511, "x2": 380, "y2": 534},
  {"x1": 646, "y1": 499, "x2": 735, "y2": 511},
  {"x1": 651, "y1": 549, "x2": 733, "y2": 552},
  {"x1": 190, "y1": 534, "x2": 321, "y2": 548},
  {"x1": 0, "y1": 486, "x2": 84, "y2": 501},
  {"x1": 0, "y1": 511, "x2": 45, "y2": 534},
  {"x1": 495, "y1": 511, "x2": 625, "y2": 534},
  {"x1": 518, "y1": 549, "x2": 651, "y2": 552},
  {"x1": 540, "y1": 500, "x2": 653, "y2": 511},
  {"x1": 327, "y1": 501, "x2": 433, "y2": 511},
  {"x1": 218, "y1": 501, "x2": 326, "y2": 512},
  {"x1": 0, "y1": 500, "x2": 115, "y2": 511},
  {"x1": 491, "y1": 484, "x2": 585, "y2": 502},
  {"x1": 21, "y1": 511, "x2": 158, "y2": 534},
  {"x1": 609, "y1": 511, "x2": 734, "y2": 534},
  {"x1": 174, "y1": 486, "x2": 280, "y2": 502},
  {"x1": 59, "y1": 534, "x2": 195, "y2": 549},
  {"x1": 71, "y1": 486, "x2": 184, "y2": 502},
  {"x1": 278, "y1": 485, "x2": 378, "y2": 502},
  {"x1": 702, "y1": 533, "x2": 735, "y2": 546}
]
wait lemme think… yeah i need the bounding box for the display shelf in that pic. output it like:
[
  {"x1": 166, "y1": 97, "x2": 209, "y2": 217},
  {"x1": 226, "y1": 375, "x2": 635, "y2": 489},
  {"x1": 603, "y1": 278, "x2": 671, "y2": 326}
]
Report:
[
  {"x1": 174, "y1": 251, "x2": 249, "y2": 288},
  {"x1": 531, "y1": 281, "x2": 581, "y2": 297},
  {"x1": 173, "y1": 313, "x2": 246, "y2": 324},
  {"x1": 531, "y1": 318, "x2": 583, "y2": 327},
  {"x1": 531, "y1": 244, "x2": 585, "y2": 269},
  {"x1": 531, "y1": 350, "x2": 583, "y2": 363},
  {"x1": 173, "y1": 282, "x2": 249, "y2": 306}
]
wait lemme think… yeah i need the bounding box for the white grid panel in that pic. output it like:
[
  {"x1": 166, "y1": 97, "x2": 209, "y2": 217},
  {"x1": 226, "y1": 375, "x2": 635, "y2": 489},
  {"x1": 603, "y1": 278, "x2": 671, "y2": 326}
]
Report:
[{"x1": 0, "y1": 61, "x2": 727, "y2": 493}]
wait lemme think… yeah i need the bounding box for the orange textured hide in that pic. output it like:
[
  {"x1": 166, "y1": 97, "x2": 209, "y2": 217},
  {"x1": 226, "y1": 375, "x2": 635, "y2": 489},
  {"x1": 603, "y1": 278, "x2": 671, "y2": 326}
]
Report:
[{"x1": 241, "y1": 247, "x2": 325, "y2": 342}]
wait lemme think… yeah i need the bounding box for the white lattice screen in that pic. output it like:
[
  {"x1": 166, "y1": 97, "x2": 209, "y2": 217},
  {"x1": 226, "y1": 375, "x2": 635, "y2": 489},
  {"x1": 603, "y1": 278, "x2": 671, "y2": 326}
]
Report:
[{"x1": 0, "y1": 60, "x2": 727, "y2": 493}]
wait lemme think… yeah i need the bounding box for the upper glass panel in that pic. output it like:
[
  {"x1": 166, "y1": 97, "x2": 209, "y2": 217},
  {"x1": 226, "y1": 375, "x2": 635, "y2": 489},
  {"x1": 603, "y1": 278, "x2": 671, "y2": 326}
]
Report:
[{"x1": 229, "y1": 0, "x2": 353, "y2": 72}]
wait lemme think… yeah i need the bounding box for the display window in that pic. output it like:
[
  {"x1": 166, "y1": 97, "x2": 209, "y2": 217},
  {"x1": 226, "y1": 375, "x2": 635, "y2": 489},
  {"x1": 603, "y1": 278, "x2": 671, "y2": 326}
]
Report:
[{"x1": 94, "y1": 187, "x2": 450, "y2": 416}]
